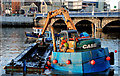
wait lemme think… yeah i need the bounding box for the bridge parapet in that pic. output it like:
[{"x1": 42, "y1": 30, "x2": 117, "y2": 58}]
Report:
[{"x1": 35, "y1": 11, "x2": 120, "y2": 19}]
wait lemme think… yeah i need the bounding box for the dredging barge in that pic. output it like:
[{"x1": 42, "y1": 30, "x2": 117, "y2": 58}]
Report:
[
  {"x1": 4, "y1": 8, "x2": 114, "y2": 74},
  {"x1": 4, "y1": 43, "x2": 53, "y2": 74}
]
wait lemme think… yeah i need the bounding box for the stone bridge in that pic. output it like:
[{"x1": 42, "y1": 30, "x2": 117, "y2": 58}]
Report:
[
  {"x1": 35, "y1": 12, "x2": 120, "y2": 31},
  {"x1": 102, "y1": 17, "x2": 120, "y2": 28},
  {"x1": 36, "y1": 17, "x2": 120, "y2": 31}
]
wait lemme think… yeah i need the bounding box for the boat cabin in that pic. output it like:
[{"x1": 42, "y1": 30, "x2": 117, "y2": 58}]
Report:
[
  {"x1": 36, "y1": 30, "x2": 52, "y2": 42},
  {"x1": 60, "y1": 30, "x2": 78, "y2": 40},
  {"x1": 32, "y1": 27, "x2": 43, "y2": 35},
  {"x1": 58, "y1": 30, "x2": 101, "y2": 52}
]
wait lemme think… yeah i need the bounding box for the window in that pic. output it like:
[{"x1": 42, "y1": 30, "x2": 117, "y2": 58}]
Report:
[
  {"x1": 68, "y1": 32, "x2": 78, "y2": 38},
  {"x1": 60, "y1": 32, "x2": 67, "y2": 39},
  {"x1": 37, "y1": 29, "x2": 39, "y2": 32},
  {"x1": 30, "y1": 7, "x2": 36, "y2": 12},
  {"x1": 83, "y1": 3, "x2": 86, "y2": 5},
  {"x1": 42, "y1": 2, "x2": 45, "y2": 5},
  {"x1": 68, "y1": 2, "x2": 73, "y2": 5},
  {"x1": 88, "y1": 4, "x2": 92, "y2": 6}
]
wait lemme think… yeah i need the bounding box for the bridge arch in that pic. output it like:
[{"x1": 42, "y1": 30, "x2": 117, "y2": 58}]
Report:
[
  {"x1": 102, "y1": 20, "x2": 120, "y2": 32},
  {"x1": 51, "y1": 18, "x2": 67, "y2": 32},
  {"x1": 51, "y1": 18, "x2": 64, "y2": 26},
  {"x1": 102, "y1": 18, "x2": 120, "y2": 28},
  {"x1": 75, "y1": 20, "x2": 93, "y2": 33},
  {"x1": 74, "y1": 18, "x2": 99, "y2": 26}
]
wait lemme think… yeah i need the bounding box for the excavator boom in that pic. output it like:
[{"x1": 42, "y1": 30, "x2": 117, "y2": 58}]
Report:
[
  {"x1": 41, "y1": 8, "x2": 77, "y2": 36},
  {"x1": 39, "y1": 8, "x2": 77, "y2": 52}
]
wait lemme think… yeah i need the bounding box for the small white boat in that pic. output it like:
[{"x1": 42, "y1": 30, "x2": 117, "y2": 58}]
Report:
[{"x1": 25, "y1": 27, "x2": 52, "y2": 42}]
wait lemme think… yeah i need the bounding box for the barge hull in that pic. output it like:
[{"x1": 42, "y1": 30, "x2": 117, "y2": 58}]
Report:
[
  {"x1": 51, "y1": 48, "x2": 110, "y2": 73},
  {"x1": 4, "y1": 66, "x2": 44, "y2": 74}
]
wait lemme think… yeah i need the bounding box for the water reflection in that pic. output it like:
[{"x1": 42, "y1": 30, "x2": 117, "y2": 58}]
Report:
[
  {"x1": 0, "y1": 27, "x2": 120, "y2": 76},
  {"x1": 1, "y1": 69, "x2": 114, "y2": 76},
  {"x1": 50, "y1": 68, "x2": 114, "y2": 76},
  {"x1": 96, "y1": 32, "x2": 120, "y2": 39}
]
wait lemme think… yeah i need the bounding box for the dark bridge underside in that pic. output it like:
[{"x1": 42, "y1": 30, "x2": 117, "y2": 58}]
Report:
[
  {"x1": 52, "y1": 19, "x2": 92, "y2": 34},
  {"x1": 103, "y1": 20, "x2": 120, "y2": 32},
  {"x1": 52, "y1": 20, "x2": 67, "y2": 32},
  {"x1": 75, "y1": 20, "x2": 92, "y2": 33}
]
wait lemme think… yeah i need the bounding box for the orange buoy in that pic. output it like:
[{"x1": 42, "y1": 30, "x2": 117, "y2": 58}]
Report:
[
  {"x1": 53, "y1": 59, "x2": 58, "y2": 64},
  {"x1": 114, "y1": 50, "x2": 117, "y2": 53},
  {"x1": 106, "y1": 56, "x2": 110, "y2": 61},
  {"x1": 45, "y1": 66, "x2": 49, "y2": 69},
  {"x1": 47, "y1": 61, "x2": 51, "y2": 66},
  {"x1": 66, "y1": 60, "x2": 71, "y2": 64},
  {"x1": 90, "y1": 60, "x2": 95, "y2": 65}
]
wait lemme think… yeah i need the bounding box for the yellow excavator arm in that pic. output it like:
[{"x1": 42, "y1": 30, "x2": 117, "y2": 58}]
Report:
[
  {"x1": 40, "y1": 8, "x2": 77, "y2": 37},
  {"x1": 39, "y1": 8, "x2": 77, "y2": 52}
]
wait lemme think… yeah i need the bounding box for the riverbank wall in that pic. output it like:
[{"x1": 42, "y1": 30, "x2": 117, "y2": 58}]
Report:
[{"x1": 0, "y1": 16, "x2": 34, "y2": 27}]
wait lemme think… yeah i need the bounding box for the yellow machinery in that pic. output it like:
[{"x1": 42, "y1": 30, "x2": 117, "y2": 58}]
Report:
[{"x1": 40, "y1": 8, "x2": 77, "y2": 52}]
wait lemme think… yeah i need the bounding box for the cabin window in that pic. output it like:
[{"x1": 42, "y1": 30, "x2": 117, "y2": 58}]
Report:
[
  {"x1": 37, "y1": 29, "x2": 39, "y2": 32},
  {"x1": 60, "y1": 32, "x2": 67, "y2": 39},
  {"x1": 34, "y1": 29, "x2": 36, "y2": 32},
  {"x1": 42, "y1": 2, "x2": 45, "y2": 5},
  {"x1": 68, "y1": 32, "x2": 78, "y2": 38}
]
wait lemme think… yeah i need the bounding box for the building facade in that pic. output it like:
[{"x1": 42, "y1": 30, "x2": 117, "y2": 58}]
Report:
[
  {"x1": 11, "y1": 0, "x2": 21, "y2": 14},
  {"x1": 40, "y1": 0, "x2": 51, "y2": 13},
  {"x1": 118, "y1": 1, "x2": 120, "y2": 11},
  {"x1": 82, "y1": 1, "x2": 98, "y2": 9},
  {"x1": 63, "y1": 0, "x2": 109, "y2": 12},
  {"x1": 40, "y1": 0, "x2": 62, "y2": 13},
  {"x1": 63, "y1": 0, "x2": 99, "y2": 12},
  {"x1": 2, "y1": 0, "x2": 12, "y2": 14},
  {"x1": 103, "y1": 2, "x2": 110, "y2": 11},
  {"x1": 24, "y1": 0, "x2": 35, "y2": 6},
  {"x1": 98, "y1": 0, "x2": 105, "y2": 11},
  {"x1": 0, "y1": 0, "x2": 1, "y2": 15},
  {"x1": 22, "y1": 0, "x2": 40, "y2": 12},
  {"x1": 64, "y1": 0, "x2": 82, "y2": 11}
]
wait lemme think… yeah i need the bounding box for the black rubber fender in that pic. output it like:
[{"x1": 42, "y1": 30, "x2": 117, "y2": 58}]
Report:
[
  {"x1": 109, "y1": 52, "x2": 114, "y2": 65},
  {"x1": 108, "y1": 69, "x2": 114, "y2": 76}
]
